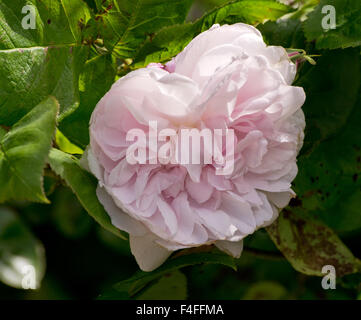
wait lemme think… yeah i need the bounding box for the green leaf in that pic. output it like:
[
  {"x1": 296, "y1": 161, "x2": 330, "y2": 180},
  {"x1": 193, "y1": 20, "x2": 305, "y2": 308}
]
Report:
[
  {"x1": 0, "y1": 96, "x2": 58, "y2": 203},
  {"x1": 94, "y1": 0, "x2": 107, "y2": 11},
  {"x1": 59, "y1": 0, "x2": 92, "y2": 43},
  {"x1": 267, "y1": 209, "x2": 359, "y2": 277},
  {"x1": 59, "y1": 54, "x2": 116, "y2": 148},
  {"x1": 134, "y1": 0, "x2": 292, "y2": 67},
  {"x1": 55, "y1": 130, "x2": 83, "y2": 155},
  {"x1": 136, "y1": 270, "x2": 187, "y2": 300},
  {"x1": 0, "y1": 0, "x2": 91, "y2": 49},
  {"x1": 100, "y1": 252, "x2": 236, "y2": 299},
  {"x1": 47, "y1": 148, "x2": 126, "y2": 239},
  {"x1": 0, "y1": 45, "x2": 89, "y2": 125},
  {"x1": 93, "y1": 0, "x2": 193, "y2": 58},
  {"x1": 303, "y1": 0, "x2": 361, "y2": 49},
  {"x1": 0, "y1": 206, "x2": 46, "y2": 289},
  {"x1": 0, "y1": 0, "x2": 92, "y2": 125}
]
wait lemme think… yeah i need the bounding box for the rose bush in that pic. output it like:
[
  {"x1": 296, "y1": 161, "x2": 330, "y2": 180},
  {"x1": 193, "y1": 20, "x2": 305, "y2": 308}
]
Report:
[{"x1": 84, "y1": 23, "x2": 306, "y2": 271}]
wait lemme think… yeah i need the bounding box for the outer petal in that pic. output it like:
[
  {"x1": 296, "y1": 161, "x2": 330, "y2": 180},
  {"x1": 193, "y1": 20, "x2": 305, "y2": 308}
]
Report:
[
  {"x1": 215, "y1": 240, "x2": 243, "y2": 258},
  {"x1": 173, "y1": 23, "x2": 264, "y2": 79},
  {"x1": 80, "y1": 147, "x2": 103, "y2": 182},
  {"x1": 129, "y1": 234, "x2": 172, "y2": 271},
  {"x1": 265, "y1": 191, "x2": 295, "y2": 209},
  {"x1": 172, "y1": 23, "x2": 296, "y2": 86}
]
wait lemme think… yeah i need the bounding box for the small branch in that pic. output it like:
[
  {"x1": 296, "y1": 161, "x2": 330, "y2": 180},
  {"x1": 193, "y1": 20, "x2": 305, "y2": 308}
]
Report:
[{"x1": 243, "y1": 247, "x2": 285, "y2": 260}]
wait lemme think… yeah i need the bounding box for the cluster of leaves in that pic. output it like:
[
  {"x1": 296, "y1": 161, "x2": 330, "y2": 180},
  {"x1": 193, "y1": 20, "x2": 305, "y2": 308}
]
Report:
[{"x1": 0, "y1": 0, "x2": 360, "y2": 299}]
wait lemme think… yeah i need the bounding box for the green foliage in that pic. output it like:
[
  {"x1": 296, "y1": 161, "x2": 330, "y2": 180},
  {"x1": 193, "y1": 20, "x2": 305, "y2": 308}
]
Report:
[
  {"x1": 303, "y1": 0, "x2": 361, "y2": 49},
  {"x1": 0, "y1": 46, "x2": 88, "y2": 125},
  {"x1": 92, "y1": 0, "x2": 193, "y2": 58},
  {"x1": 0, "y1": 0, "x2": 91, "y2": 49},
  {"x1": 0, "y1": 0, "x2": 91, "y2": 125},
  {"x1": 0, "y1": 207, "x2": 45, "y2": 289},
  {"x1": 0, "y1": 97, "x2": 58, "y2": 203},
  {"x1": 135, "y1": 0, "x2": 292, "y2": 67}
]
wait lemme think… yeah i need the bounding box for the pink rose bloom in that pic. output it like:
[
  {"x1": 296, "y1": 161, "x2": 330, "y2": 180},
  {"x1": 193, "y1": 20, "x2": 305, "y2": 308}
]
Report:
[{"x1": 84, "y1": 23, "x2": 306, "y2": 271}]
